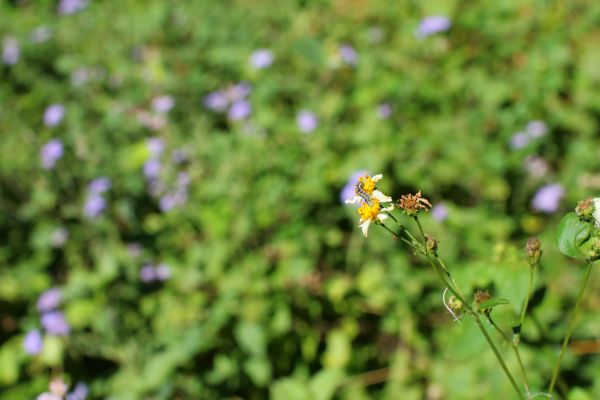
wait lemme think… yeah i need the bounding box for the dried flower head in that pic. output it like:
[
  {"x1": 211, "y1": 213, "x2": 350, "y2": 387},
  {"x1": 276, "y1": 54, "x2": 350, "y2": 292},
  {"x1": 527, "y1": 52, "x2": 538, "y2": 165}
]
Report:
[
  {"x1": 525, "y1": 236, "x2": 542, "y2": 266},
  {"x1": 474, "y1": 290, "x2": 491, "y2": 305},
  {"x1": 397, "y1": 191, "x2": 432, "y2": 216}
]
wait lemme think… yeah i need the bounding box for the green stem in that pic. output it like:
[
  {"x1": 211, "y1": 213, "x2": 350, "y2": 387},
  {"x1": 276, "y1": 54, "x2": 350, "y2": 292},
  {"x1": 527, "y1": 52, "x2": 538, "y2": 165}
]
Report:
[
  {"x1": 518, "y1": 265, "x2": 535, "y2": 329},
  {"x1": 488, "y1": 315, "x2": 530, "y2": 395},
  {"x1": 378, "y1": 222, "x2": 415, "y2": 248},
  {"x1": 548, "y1": 261, "x2": 594, "y2": 394}
]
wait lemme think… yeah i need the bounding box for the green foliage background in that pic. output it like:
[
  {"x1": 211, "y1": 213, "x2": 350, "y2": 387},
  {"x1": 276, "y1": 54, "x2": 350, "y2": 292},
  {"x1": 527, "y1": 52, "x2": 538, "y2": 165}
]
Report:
[{"x1": 1, "y1": 0, "x2": 600, "y2": 399}]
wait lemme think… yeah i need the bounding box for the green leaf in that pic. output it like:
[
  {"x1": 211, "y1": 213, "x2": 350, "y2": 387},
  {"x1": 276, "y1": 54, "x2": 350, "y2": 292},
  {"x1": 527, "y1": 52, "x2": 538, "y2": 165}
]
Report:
[
  {"x1": 479, "y1": 298, "x2": 510, "y2": 309},
  {"x1": 557, "y1": 213, "x2": 593, "y2": 258}
]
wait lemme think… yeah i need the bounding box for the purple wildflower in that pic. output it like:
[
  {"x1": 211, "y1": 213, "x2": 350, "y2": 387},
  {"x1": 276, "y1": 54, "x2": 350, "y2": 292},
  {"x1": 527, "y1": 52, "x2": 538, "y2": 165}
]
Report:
[
  {"x1": 339, "y1": 44, "x2": 358, "y2": 66},
  {"x1": 531, "y1": 183, "x2": 564, "y2": 213},
  {"x1": 88, "y1": 177, "x2": 111, "y2": 194},
  {"x1": 227, "y1": 83, "x2": 251, "y2": 101},
  {"x1": 416, "y1": 15, "x2": 451, "y2": 39},
  {"x1": 177, "y1": 172, "x2": 190, "y2": 189},
  {"x1": 340, "y1": 170, "x2": 369, "y2": 204},
  {"x1": 377, "y1": 103, "x2": 392, "y2": 119},
  {"x1": 431, "y1": 203, "x2": 449, "y2": 222},
  {"x1": 249, "y1": 49, "x2": 274, "y2": 69},
  {"x1": 228, "y1": 100, "x2": 251, "y2": 121},
  {"x1": 146, "y1": 137, "x2": 165, "y2": 157},
  {"x1": 40, "y1": 138, "x2": 64, "y2": 170},
  {"x1": 41, "y1": 311, "x2": 70, "y2": 336},
  {"x1": 143, "y1": 159, "x2": 162, "y2": 180},
  {"x1": 2, "y1": 37, "x2": 19, "y2": 65},
  {"x1": 155, "y1": 263, "x2": 171, "y2": 281},
  {"x1": 159, "y1": 193, "x2": 178, "y2": 212},
  {"x1": 510, "y1": 132, "x2": 529, "y2": 149},
  {"x1": 24, "y1": 329, "x2": 43, "y2": 355},
  {"x1": 526, "y1": 120, "x2": 547, "y2": 138},
  {"x1": 43, "y1": 104, "x2": 65, "y2": 127},
  {"x1": 66, "y1": 383, "x2": 89, "y2": 400},
  {"x1": 203, "y1": 90, "x2": 228, "y2": 112},
  {"x1": 152, "y1": 95, "x2": 175, "y2": 114},
  {"x1": 297, "y1": 110, "x2": 318, "y2": 133},
  {"x1": 84, "y1": 194, "x2": 106, "y2": 218},
  {"x1": 58, "y1": 0, "x2": 88, "y2": 15},
  {"x1": 139, "y1": 264, "x2": 156, "y2": 283},
  {"x1": 37, "y1": 288, "x2": 62, "y2": 312}
]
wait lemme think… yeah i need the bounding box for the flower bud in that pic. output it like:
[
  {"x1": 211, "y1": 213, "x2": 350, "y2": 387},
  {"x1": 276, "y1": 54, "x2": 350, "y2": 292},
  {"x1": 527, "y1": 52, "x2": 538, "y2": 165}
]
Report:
[
  {"x1": 448, "y1": 295, "x2": 463, "y2": 311},
  {"x1": 425, "y1": 234, "x2": 438, "y2": 253},
  {"x1": 525, "y1": 236, "x2": 542, "y2": 266},
  {"x1": 575, "y1": 198, "x2": 594, "y2": 222}
]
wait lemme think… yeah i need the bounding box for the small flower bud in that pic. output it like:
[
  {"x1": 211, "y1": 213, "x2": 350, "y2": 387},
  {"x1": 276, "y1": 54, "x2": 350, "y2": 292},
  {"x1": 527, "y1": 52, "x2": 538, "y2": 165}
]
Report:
[
  {"x1": 575, "y1": 198, "x2": 594, "y2": 222},
  {"x1": 448, "y1": 295, "x2": 462, "y2": 311},
  {"x1": 525, "y1": 236, "x2": 542, "y2": 266},
  {"x1": 585, "y1": 238, "x2": 600, "y2": 262},
  {"x1": 474, "y1": 290, "x2": 492, "y2": 313},
  {"x1": 425, "y1": 234, "x2": 438, "y2": 253}
]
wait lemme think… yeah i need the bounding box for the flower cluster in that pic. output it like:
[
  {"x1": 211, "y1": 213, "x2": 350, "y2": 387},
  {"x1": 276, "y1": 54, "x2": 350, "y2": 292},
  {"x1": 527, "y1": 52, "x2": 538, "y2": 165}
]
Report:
[
  {"x1": 510, "y1": 120, "x2": 548, "y2": 149},
  {"x1": 139, "y1": 262, "x2": 172, "y2": 283},
  {"x1": 345, "y1": 174, "x2": 394, "y2": 236},
  {"x1": 24, "y1": 288, "x2": 71, "y2": 356},
  {"x1": 84, "y1": 177, "x2": 111, "y2": 218},
  {"x1": 204, "y1": 82, "x2": 252, "y2": 121}
]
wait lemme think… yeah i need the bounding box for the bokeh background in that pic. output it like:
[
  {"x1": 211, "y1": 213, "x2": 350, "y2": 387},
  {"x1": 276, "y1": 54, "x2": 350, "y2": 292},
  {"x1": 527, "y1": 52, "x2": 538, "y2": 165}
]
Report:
[{"x1": 2, "y1": 0, "x2": 600, "y2": 399}]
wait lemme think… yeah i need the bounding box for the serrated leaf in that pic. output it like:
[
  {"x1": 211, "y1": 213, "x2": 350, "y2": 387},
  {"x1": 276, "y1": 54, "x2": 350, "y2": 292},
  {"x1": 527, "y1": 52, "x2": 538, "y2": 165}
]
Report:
[{"x1": 557, "y1": 213, "x2": 593, "y2": 258}]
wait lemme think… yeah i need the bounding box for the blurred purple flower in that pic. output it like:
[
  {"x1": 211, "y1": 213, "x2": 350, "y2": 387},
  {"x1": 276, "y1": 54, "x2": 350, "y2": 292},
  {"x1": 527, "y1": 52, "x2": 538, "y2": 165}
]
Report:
[
  {"x1": 139, "y1": 264, "x2": 156, "y2": 283},
  {"x1": 416, "y1": 15, "x2": 451, "y2": 39},
  {"x1": 24, "y1": 329, "x2": 43, "y2": 355},
  {"x1": 148, "y1": 179, "x2": 165, "y2": 198},
  {"x1": 431, "y1": 203, "x2": 449, "y2": 222},
  {"x1": 41, "y1": 311, "x2": 70, "y2": 335},
  {"x1": 377, "y1": 103, "x2": 392, "y2": 119},
  {"x1": 30, "y1": 26, "x2": 53, "y2": 43},
  {"x1": 340, "y1": 170, "x2": 368, "y2": 204},
  {"x1": 249, "y1": 49, "x2": 274, "y2": 69},
  {"x1": 51, "y1": 227, "x2": 69, "y2": 248},
  {"x1": 152, "y1": 95, "x2": 175, "y2": 114},
  {"x1": 297, "y1": 110, "x2": 318, "y2": 133},
  {"x1": 228, "y1": 100, "x2": 251, "y2": 121},
  {"x1": 143, "y1": 159, "x2": 162, "y2": 180},
  {"x1": 2, "y1": 37, "x2": 19, "y2": 65},
  {"x1": 177, "y1": 172, "x2": 190, "y2": 189},
  {"x1": 155, "y1": 263, "x2": 171, "y2": 281},
  {"x1": 43, "y1": 104, "x2": 65, "y2": 127},
  {"x1": 203, "y1": 90, "x2": 228, "y2": 112},
  {"x1": 58, "y1": 0, "x2": 88, "y2": 15},
  {"x1": 524, "y1": 156, "x2": 549, "y2": 179},
  {"x1": 66, "y1": 383, "x2": 89, "y2": 400},
  {"x1": 228, "y1": 83, "x2": 251, "y2": 101},
  {"x1": 510, "y1": 132, "x2": 529, "y2": 149},
  {"x1": 339, "y1": 44, "x2": 358, "y2": 65},
  {"x1": 88, "y1": 177, "x2": 111, "y2": 194},
  {"x1": 40, "y1": 138, "x2": 64, "y2": 170},
  {"x1": 526, "y1": 120, "x2": 547, "y2": 138},
  {"x1": 146, "y1": 137, "x2": 165, "y2": 157},
  {"x1": 37, "y1": 288, "x2": 62, "y2": 312},
  {"x1": 532, "y1": 183, "x2": 564, "y2": 213},
  {"x1": 159, "y1": 193, "x2": 178, "y2": 212},
  {"x1": 84, "y1": 194, "x2": 106, "y2": 218}
]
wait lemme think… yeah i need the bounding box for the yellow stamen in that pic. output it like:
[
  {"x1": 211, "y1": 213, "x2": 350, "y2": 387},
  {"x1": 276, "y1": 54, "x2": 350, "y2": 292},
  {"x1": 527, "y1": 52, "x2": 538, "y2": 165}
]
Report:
[
  {"x1": 358, "y1": 198, "x2": 380, "y2": 221},
  {"x1": 357, "y1": 175, "x2": 376, "y2": 194}
]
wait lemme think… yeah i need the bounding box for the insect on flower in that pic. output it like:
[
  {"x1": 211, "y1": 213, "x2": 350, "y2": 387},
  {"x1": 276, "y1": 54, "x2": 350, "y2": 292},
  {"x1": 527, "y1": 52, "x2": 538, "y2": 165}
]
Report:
[{"x1": 345, "y1": 174, "x2": 392, "y2": 205}]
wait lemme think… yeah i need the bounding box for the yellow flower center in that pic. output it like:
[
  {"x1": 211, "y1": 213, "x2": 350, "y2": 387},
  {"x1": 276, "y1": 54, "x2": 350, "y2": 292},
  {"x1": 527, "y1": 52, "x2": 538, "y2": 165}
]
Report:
[
  {"x1": 357, "y1": 175, "x2": 376, "y2": 194},
  {"x1": 358, "y1": 198, "x2": 380, "y2": 221}
]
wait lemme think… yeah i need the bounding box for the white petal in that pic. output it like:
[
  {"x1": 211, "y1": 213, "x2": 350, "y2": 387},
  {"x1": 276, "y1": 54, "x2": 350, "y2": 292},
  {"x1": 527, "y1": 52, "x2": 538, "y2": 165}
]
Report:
[
  {"x1": 371, "y1": 174, "x2": 383, "y2": 182},
  {"x1": 360, "y1": 219, "x2": 371, "y2": 237},
  {"x1": 593, "y1": 198, "x2": 600, "y2": 227},
  {"x1": 381, "y1": 205, "x2": 395, "y2": 212},
  {"x1": 345, "y1": 195, "x2": 361, "y2": 204},
  {"x1": 372, "y1": 190, "x2": 392, "y2": 203},
  {"x1": 377, "y1": 213, "x2": 388, "y2": 222}
]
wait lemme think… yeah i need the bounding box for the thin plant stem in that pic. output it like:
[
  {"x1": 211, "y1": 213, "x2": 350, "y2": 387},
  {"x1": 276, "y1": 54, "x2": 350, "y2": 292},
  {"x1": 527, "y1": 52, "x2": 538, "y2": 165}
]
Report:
[
  {"x1": 519, "y1": 266, "x2": 536, "y2": 330},
  {"x1": 488, "y1": 315, "x2": 531, "y2": 395},
  {"x1": 548, "y1": 262, "x2": 594, "y2": 394},
  {"x1": 411, "y1": 215, "x2": 525, "y2": 400}
]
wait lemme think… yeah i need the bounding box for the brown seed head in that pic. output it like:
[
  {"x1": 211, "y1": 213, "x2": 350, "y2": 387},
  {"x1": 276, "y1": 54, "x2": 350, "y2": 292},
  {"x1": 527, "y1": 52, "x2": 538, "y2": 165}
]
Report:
[{"x1": 397, "y1": 191, "x2": 432, "y2": 216}]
